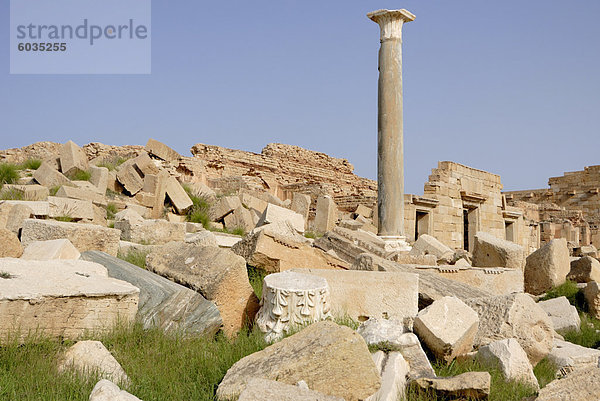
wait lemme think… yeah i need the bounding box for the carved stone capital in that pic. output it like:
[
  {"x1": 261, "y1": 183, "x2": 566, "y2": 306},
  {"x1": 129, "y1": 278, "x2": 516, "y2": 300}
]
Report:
[{"x1": 367, "y1": 9, "x2": 415, "y2": 41}]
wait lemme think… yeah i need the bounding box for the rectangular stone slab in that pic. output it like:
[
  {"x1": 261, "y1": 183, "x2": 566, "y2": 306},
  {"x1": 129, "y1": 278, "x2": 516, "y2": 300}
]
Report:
[
  {"x1": 80, "y1": 251, "x2": 222, "y2": 336},
  {"x1": 0, "y1": 258, "x2": 139, "y2": 343}
]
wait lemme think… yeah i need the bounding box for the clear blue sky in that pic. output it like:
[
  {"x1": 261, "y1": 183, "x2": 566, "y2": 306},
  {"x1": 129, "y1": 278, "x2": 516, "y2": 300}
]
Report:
[{"x1": 2, "y1": 1, "x2": 599, "y2": 194}]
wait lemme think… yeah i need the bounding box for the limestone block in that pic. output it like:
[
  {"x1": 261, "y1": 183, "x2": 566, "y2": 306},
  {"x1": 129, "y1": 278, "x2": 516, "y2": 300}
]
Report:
[
  {"x1": 114, "y1": 211, "x2": 185, "y2": 245},
  {"x1": 211, "y1": 196, "x2": 242, "y2": 221},
  {"x1": 0, "y1": 202, "x2": 33, "y2": 233},
  {"x1": 238, "y1": 378, "x2": 344, "y2": 401},
  {"x1": 90, "y1": 166, "x2": 109, "y2": 194},
  {"x1": 58, "y1": 340, "x2": 129, "y2": 384},
  {"x1": 21, "y1": 239, "x2": 81, "y2": 260},
  {"x1": 535, "y1": 367, "x2": 600, "y2": 400},
  {"x1": 185, "y1": 231, "x2": 218, "y2": 247},
  {"x1": 216, "y1": 321, "x2": 380, "y2": 401},
  {"x1": 583, "y1": 281, "x2": 600, "y2": 320},
  {"x1": 256, "y1": 271, "x2": 332, "y2": 341},
  {"x1": 366, "y1": 351, "x2": 408, "y2": 401},
  {"x1": 547, "y1": 339, "x2": 600, "y2": 375},
  {"x1": 214, "y1": 232, "x2": 243, "y2": 248},
  {"x1": 476, "y1": 338, "x2": 539, "y2": 390},
  {"x1": 0, "y1": 228, "x2": 23, "y2": 258},
  {"x1": 314, "y1": 196, "x2": 337, "y2": 233},
  {"x1": 132, "y1": 152, "x2": 159, "y2": 176},
  {"x1": 145, "y1": 138, "x2": 181, "y2": 162},
  {"x1": 59, "y1": 140, "x2": 89, "y2": 176},
  {"x1": 421, "y1": 265, "x2": 524, "y2": 296},
  {"x1": 81, "y1": 251, "x2": 222, "y2": 336},
  {"x1": 466, "y1": 293, "x2": 553, "y2": 366},
  {"x1": 240, "y1": 193, "x2": 268, "y2": 215},
  {"x1": 48, "y1": 196, "x2": 94, "y2": 220},
  {"x1": 224, "y1": 206, "x2": 255, "y2": 233},
  {"x1": 538, "y1": 296, "x2": 580, "y2": 332},
  {"x1": 291, "y1": 268, "x2": 418, "y2": 323},
  {"x1": 165, "y1": 177, "x2": 193, "y2": 214},
  {"x1": 390, "y1": 332, "x2": 436, "y2": 380},
  {"x1": 415, "y1": 372, "x2": 490, "y2": 400},
  {"x1": 1, "y1": 184, "x2": 49, "y2": 200},
  {"x1": 107, "y1": 170, "x2": 122, "y2": 193},
  {"x1": 573, "y1": 244, "x2": 598, "y2": 258},
  {"x1": 472, "y1": 231, "x2": 525, "y2": 270},
  {"x1": 354, "y1": 204, "x2": 373, "y2": 219},
  {"x1": 142, "y1": 174, "x2": 159, "y2": 194},
  {"x1": 568, "y1": 256, "x2": 600, "y2": 283},
  {"x1": 0, "y1": 200, "x2": 47, "y2": 217},
  {"x1": 290, "y1": 193, "x2": 311, "y2": 221},
  {"x1": 55, "y1": 185, "x2": 107, "y2": 207},
  {"x1": 0, "y1": 258, "x2": 139, "y2": 343},
  {"x1": 146, "y1": 242, "x2": 258, "y2": 337},
  {"x1": 525, "y1": 238, "x2": 570, "y2": 295},
  {"x1": 414, "y1": 296, "x2": 479, "y2": 362},
  {"x1": 33, "y1": 161, "x2": 71, "y2": 187},
  {"x1": 116, "y1": 162, "x2": 144, "y2": 195},
  {"x1": 89, "y1": 380, "x2": 142, "y2": 401},
  {"x1": 21, "y1": 219, "x2": 121, "y2": 256},
  {"x1": 135, "y1": 192, "x2": 156, "y2": 208},
  {"x1": 357, "y1": 318, "x2": 409, "y2": 348},
  {"x1": 409, "y1": 234, "x2": 453, "y2": 259},
  {"x1": 258, "y1": 203, "x2": 305, "y2": 234}
]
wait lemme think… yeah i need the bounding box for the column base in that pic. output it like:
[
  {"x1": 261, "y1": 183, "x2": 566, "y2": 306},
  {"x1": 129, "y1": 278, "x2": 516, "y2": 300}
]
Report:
[{"x1": 379, "y1": 235, "x2": 412, "y2": 252}]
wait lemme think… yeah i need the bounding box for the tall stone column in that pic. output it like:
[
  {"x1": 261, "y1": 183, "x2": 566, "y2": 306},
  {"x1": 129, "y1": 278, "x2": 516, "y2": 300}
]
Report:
[{"x1": 368, "y1": 9, "x2": 415, "y2": 252}]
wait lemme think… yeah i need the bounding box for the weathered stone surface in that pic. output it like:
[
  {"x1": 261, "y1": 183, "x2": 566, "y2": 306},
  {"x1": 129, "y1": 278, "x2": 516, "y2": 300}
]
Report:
[
  {"x1": 568, "y1": 256, "x2": 600, "y2": 283},
  {"x1": 258, "y1": 203, "x2": 305, "y2": 233},
  {"x1": 0, "y1": 200, "x2": 47, "y2": 217},
  {"x1": 21, "y1": 238, "x2": 80, "y2": 260},
  {"x1": 547, "y1": 339, "x2": 600, "y2": 375},
  {"x1": 185, "y1": 231, "x2": 218, "y2": 247},
  {"x1": 291, "y1": 268, "x2": 418, "y2": 323},
  {"x1": 0, "y1": 202, "x2": 33, "y2": 234},
  {"x1": 290, "y1": 193, "x2": 311, "y2": 223},
  {"x1": 55, "y1": 185, "x2": 106, "y2": 207},
  {"x1": 357, "y1": 318, "x2": 408, "y2": 347},
  {"x1": 116, "y1": 161, "x2": 144, "y2": 195},
  {"x1": 525, "y1": 238, "x2": 570, "y2": 295},
  {"x1": 409, "y1": 234, "x2": 453, "y2": 260},
  {"x1": 538, "y1": 296, "x2": 580, "y2": 333},
  {"x1": 214, "y1": 232, "x2": 243, "y2": 248},
  {"x1": 146, "y1": 242, "x2": 258, "y2": 337},
  {"x1": 472, "y1": 231, "x2": 525, "y2": 270},
  {"x1": 256, "y1": 271, "x2": 331, "y2": 341},
  {"x1": 58, "y1": 340, "x2": 129, "y2": 384},
  {"x1": 0, "y1": 228, "x2": 23, "y2": 258},
  {"x1": 535, "y1": 366, "x2": 600, "y2": 401},
  {"x1": 477, "y1": 338, "x2": 539, "y2": 389},
  {"x1": 89, "y1": 380, "x2": 142, "y2": 401},
  {"x1": 415, "y1": 372, "x2": 491, "y2": 400},
  {"x1": 114, "y1": 210, "x2": 186, "y2": 245},
  {"x1": 21, "y1": 218, "x2": 121, "y2": 256},
  {"x1": 165, "y1": 177, "x2": 193, "y2": 214},
  {"x1": 33, "y1": 161, "x2": 71, "y2": 187},
  {"x1": 367, "y1": 351, "x2": 408, "y2": 401},
  {"x1": 211, "y1": 196, "x2": 242, "y2": 221},
  {"x1": 583, "y1": 281, "x2": 600, "y2": 319},
  {"x1": 59, "y1": 140, "x2": 89, "y2": 176},
  {"x1": 0, "y1": 258, "x2": 138, "y2": 342},
  {"x1": 239, "y1": 192, "x2": 268, "y2": 215},
  {"x1": 81, "y1": 251, "x2": 222, "y2": 336},
  {"x1": 238, "y1": 378, "x2": 344, "y2": 401},
  {"x1": 216, "y1": 321, "x2": 380, "y2": 401},
  {"x1": 466, "y1": 293, "x2": 554, "y2": 366},
  {"x1": 392, "y1": 332, "x2": 436, "y2": 380},
  {"x1": 1, "y1": 184, "x2": 49, "y2": 200},
  {"x1": 224, "y1": 206, "x2": 254, "y2": 233},
  {"x1": 573, "y1": 244, "x2": 598, "y2": 258},
  {"x1": 48, "y1": 196, "x2": 94, "y2": 220},
  {"x1": 90, "y1": 166, "x2": 109, "y2": 194},
  {"x1": 145, "y1": 138, "x2": 181, "y2": 162},
  {"x1": 428, "y1": 265, "x2": 524, "y2": 296},
  {"x1": 414, "y1": 296, "x2": 479, "y2": 362},
  {"x1": 132, "y1": 152, "x2": 159, "y2": 176},
  {"x1": 314, "y1": 195, "x2": 337, "y2": 233}
]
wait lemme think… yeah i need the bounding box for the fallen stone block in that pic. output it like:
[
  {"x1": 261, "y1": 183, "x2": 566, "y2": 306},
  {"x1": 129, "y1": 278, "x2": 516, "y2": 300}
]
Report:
[
  {"x1": 238, "y1": 378, "x2": 344, "y2": 401},
  {"x1": 414, "y1": 372, "x2": 490, "y2": 400},
  {"x1": 0, "y1": 228, "x2": 23, "y2": 257},
  {"x1": 534, "y1": 366, "x2": 600, "y2": 400},
  {"x1": 409, "y1": 234, "x2": 453, "y2": 260},
  {"x1": 185, "y1": 231, "x2": 218, "y2": 247},
  {"x1": 573, "y1": 244, "x2": 598, "y2": 258},
  {"x1": 114, "y1": 210, "x2": 186, "y2": 245},
  {"x1": 290, "y1": 192, "x2": 311, "y2": 222},
  {"x1": 81, "y1": 251, "x2": 222, "y2": 336},
  {"x1": 240, "y1": 192, "x2": 268, "y2": 215},
  {"x1": 90, "y1": 166, "x2": 109, "y2": 194},
  {"x1": 357, "y1": 318, "x2": 409, "y2": 347},
  {"x1": 145, "y1": 138, "x2": 181, "y2": 163},
  {"x1": 224, "y1": 205, "x2": 255, "y2": 233},
  {"x1": 33, "y1": 161, "x2": 71, "y2": 187},
  {"x1": 0, "y1": 202, "x2": 33, "y2": 233},
  {"x1": 55, "y1": 185, "x2": 107, "y2": 206},
  {"x1": 568, "y1": 256, "x2": 600, "y2": 283},
  {"x1": 21, "y1": 218, "x2": 121, "y2": 256},
  {"x1": 146, "y1": 242, "x2": 258, "y2": 337},
  {"x1": 48, "y1": 196, "x2": 95, "y2": 220},
  {"x1": 367, "y1": 351, "x2": 408, "y2": 401},
  {"x1": 59, "y1": 140, "x2": 89, "y2": 176},
  {"x1": 477, "y1": 338, "x2": 539, "y2": 390},
  {"x1": 314, "y1": 195, "x2": 337, "y2": 233},
  {"x1": 214, "y1": 232, "x2": 243, "y2": 248},
  {"x1": 211, "y1": 196, "x2": 242, "y2": 221},
  {"x1": 89, "y1": 379, "x2": 142, "y2": 401},
  {"x1": 354, "y1": 204, "x2": 373, "y2": 219},
  {"x1": 58, "y1": 340, "x2": 129, "y2": 384},
  {"x1": 547, "y1": 339, "x2": 600, "y2": 376},
  {"x1": 472, "y1": 231, "x2": 525, "y2": 270},
  {"x1": 216, "y1": 321, "x2": 380, "y2": 401},
  {"x1": 165, "y1": 177, "x2": 193, "y2": 214},
  {"x1": 466, "y1": 293, "x2": 553, "y2": 366},
  {"x1": 291, "y1": 268, "x2": 418, "y2": 323},
  {"x1": 414, "y1": 296, "x2": 479, "y2": 362},
  {"x1": 132, "y1": 152, "x2": 159, "y2": 176},
  {"x1": 538, "y1": 296, "x2": 580, "y2": 333},
  {"x1": 258, "y1": 203, "x2": 305, "y2": 233},
  {"x1": 525, "y1": 238, "x2": 570, "y2": 295},
  {"x1": 116, "y1": 161, "x2": 144, "y2": 195},
  {"x1": 21, "y1": 238, "x2": 80, "y2": 260},
  {"x1": 0, "y1": 258, "x2": 138, "y2": 343},
  {"x1": 583, "y1": 281, "x2": 600, "y2": 320},
  {"x1": 0, "y1": 184, "x2": 49, "y2": 200}
]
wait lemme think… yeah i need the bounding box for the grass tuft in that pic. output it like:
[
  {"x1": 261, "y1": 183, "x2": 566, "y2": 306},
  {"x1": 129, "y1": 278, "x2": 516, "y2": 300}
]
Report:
[
  {"x1": 183, "y1": 184, "x2": 213, "y2": 230},
  {"x1": 105, "y1": 203, "x2": 118, "y2": 220},
  {"x1": 19, "y1": 159, "x2": 42, "y2": 170},
  {"x1": 247, "y1": 265, "x2": 267, "y2": 299},
  {"x1": 67, "y1": 170, "x2": 92, "y2": 182},
  {"x1": 0, "y1": 187, "x2": 24, "y2": 201},
  {"x1": 117, "y1": 249, "x2": 150, "y2": 269},
  {"x1": 0, "y1": 163, "x2": 19, "y2": 187},
  {"x1": 54, "y1": 216, "x2": 75, "y2": 223},
  {"x1": 0, "y1": 271, "x2": 14, "y2": 279},
  {"x1": 96, "y1": 156, "x2": 128, "y2": 171},
  {"x1": 563, "y1": 312, "x2": 600, "y2": 348},
  {"x1": 540, "y1": 280, "x2": 584, "y2": 310}
]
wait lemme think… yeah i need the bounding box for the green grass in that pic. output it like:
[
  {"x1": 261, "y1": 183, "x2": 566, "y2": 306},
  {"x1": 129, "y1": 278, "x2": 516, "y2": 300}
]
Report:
[
  {"x1": 54, "y1": 216, "x2": 75, "y2": 223},
  {"x1": 117, "y1": 249, "x2": 150, "y2": 269},
  {"x1": 304, "y1": 231, "x2": 317, "y2": 239},
  {"x1": 67, "y1": 170, "x2": 92, "y2": 182},
  {"x1": 0, "y1": 322, "x2": 269, "y2": 401},
  {"x1": 533, "y1": 357, "x2": 558, "y2": 389},
  {"x1": 183, "y1": 184, "x2": 213, "y2": 229},
  {"x1": 0, "y1": 187, "x2": 24, "y2": 200},
  {"x1": 563, "y1": 312, "x2": 600, "y2": 348},
  {"x1": 247, "y1": 266, "x2": 267, "y2": 299},
  {"x1": 540, "y1": 280, "x2": 583, "y2": 309},
  {"x1": 18, "y1": 159, "x2": 42, "y2": 170},
  {"x1": 105, "y1": 203, "x2": 118, "y2": 220},
  {"x1": 96, "y1": 156, "x2": 128, "y2": 171},
  {"x1": 0, "y1": 271, "x2": 14, "y2": 279},
  {"x1": 49, "y1": 186, "x2": 60, "y2": 196},
  {"x1": 0, "y1": 163, "x2": 19, "y2": 187}
]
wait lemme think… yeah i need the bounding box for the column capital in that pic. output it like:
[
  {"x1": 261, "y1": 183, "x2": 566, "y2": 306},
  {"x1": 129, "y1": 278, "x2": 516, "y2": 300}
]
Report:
[{"x1": 367, "y1": 9, "x2": 415, "y2": 41}]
